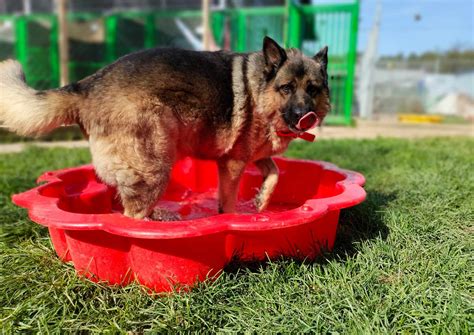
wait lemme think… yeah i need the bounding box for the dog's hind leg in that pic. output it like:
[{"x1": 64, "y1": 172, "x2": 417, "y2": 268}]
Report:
[
  {"x1": 90, "y1": 136, "x2": 179, "y2": 221},
  {"x1": 118, "y1": 168, "x2": 176, "y2": 220},
  {"x1": 118, "y1": 160, "x2": 180, "y2": 221},
  {"x1": 254, "y1": 157, "x2": 279, "y2": 212}
]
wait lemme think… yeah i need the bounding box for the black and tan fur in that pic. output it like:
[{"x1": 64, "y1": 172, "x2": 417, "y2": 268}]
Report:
[{"x1": 0, "y1": 37, "x2": 330, "y2": 220}]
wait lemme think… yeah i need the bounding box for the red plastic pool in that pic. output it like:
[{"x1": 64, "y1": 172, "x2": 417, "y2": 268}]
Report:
[{"x1": 12, "y1": 157, "x2": 366, "y2": 292}]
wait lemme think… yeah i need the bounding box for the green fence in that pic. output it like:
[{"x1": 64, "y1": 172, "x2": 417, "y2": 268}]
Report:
[
  {"x1": 230, "y1": 6, "x2": 286, "y2": 52},
  {"x1": 289, "y1": 3, "x2": 359, "y2": 125},
  {"x1": 68, "y1": 13, "x2": 107, "y2": 83},
  {"x1": 0, "y1": 14, "x2": 60, "y2": 89},
  {"x1": 0, "y1": 1, "x2": 359, "y2": 125}
]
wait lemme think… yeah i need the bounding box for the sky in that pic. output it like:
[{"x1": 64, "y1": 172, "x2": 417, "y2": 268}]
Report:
[{"x1": 356, "y1": 0, "x2": 474, "y2": 56}]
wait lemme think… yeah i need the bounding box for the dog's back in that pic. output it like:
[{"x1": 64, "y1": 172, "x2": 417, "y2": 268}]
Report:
[
  {"x1": 0, "y1": 48, "x2": 236, "y2": 137},
  {"x1": 0, "y1": 48, "x2": 249, "y2": 164},
  {"x1": 77, "y1": 48, "x2": 236, "y2": 128}
]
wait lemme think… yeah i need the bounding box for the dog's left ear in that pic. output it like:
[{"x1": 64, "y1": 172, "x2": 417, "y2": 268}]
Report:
[
  {"x1": 262, "y1": 36, "x2": 287, "y2": 78},
  {"x1": 314, "y1": 46, "x2": 328, "y2": 71}
]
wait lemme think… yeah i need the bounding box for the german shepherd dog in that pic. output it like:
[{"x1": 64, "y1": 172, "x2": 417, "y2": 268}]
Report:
[{"x1": 0, "y1": 37, "x2": 330, "y2": 221}]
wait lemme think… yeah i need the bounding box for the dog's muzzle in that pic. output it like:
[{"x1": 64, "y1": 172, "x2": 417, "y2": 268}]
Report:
[{"x1": 296, "y1": 111, "x2": 319, "y2": 131}]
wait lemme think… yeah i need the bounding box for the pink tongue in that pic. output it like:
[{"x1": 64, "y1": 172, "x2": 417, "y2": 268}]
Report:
[{"x1": 296, "y1": 112, "x2": 318, "y2": 131}]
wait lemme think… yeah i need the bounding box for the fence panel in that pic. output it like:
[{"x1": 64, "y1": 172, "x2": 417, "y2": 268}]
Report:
[
  {"x1": 68, "y1": 13, "x2": 108, "y2": 82},
  {"x1": 154, "y1": 10, "x2": 203, "y2": 50},
  {"x1": 230, "y1": 7, "x2": 285, "y2": 52},
  {"x1": 293, "y1": 3, "x2": 359, "y2": 125},
  {"x1": 13, "y1": 15, "x2": 59, "y2": 89},
  {"x1": 0, "y1": 3, "x2": 359, "y2": 124},
  {"x1": 0, "y1": 15, "x2": 15, "y2": 61}
]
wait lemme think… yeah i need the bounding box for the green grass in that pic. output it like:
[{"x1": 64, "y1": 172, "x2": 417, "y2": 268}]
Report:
[
  {"x1": 1, "y1": 138, "x2": 473, "y2": 333},
  {"x1": 0, "y1": 126, "x2": 85, "y2": 143}
]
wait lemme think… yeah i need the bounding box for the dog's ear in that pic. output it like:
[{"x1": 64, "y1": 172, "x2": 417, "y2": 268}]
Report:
[
  {"x1": 313, "y1": 46, "x2": 328, "y2": 71},
  {"x1": 262, "y1": 36, "x2": 287, "y2": 78}
]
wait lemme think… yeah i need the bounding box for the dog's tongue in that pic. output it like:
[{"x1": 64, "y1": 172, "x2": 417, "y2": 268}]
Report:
[{"x1": 296, "y1": 112, "x2": 318, "y2": 131}]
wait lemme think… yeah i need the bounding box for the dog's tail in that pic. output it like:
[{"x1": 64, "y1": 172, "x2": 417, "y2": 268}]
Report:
[{"x1": 0, "y1": 60, "x2": 80, "y2": 137}]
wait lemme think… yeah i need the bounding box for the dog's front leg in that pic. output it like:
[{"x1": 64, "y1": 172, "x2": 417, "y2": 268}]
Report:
[
  {"x1": 217, "y1": 158, "x2": 247, "y2": 213},
  {"x1": 254, "y1": 157, "x2": 279, "y2": 212}
]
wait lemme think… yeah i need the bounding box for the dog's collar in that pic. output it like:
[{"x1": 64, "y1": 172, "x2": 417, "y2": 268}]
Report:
[{"x1": 276, "y1": 130, "x2": 316, "y2": 142}]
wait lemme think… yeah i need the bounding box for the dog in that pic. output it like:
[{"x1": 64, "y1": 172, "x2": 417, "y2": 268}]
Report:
[{"x1": 0, "y1": 36, "x2": 330, "y2": 221}]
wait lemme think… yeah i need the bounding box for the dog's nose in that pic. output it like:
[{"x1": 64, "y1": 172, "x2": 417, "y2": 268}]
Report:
[{"x1": 293, "y1": 107, "x2": 306, "y2": 117}]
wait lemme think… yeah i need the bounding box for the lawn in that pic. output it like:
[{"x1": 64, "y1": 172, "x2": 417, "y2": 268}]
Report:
[{"x1": 0, "y1": 138, "x2": 472, "y2": 333}]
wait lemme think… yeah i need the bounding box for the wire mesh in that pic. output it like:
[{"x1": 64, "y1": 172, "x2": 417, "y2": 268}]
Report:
[
  {"x1": 21, "y1": 17, "x2": 59, "y2": 89},
  {"x1": 0, "y1": 16, "x2": 15, "y2": 59},
  {"x1": 68, "y1": 15, "x2": 107, "y2": 82},
  {"x1": 154, "y1": 13, "x2": 203, "y2": 49},
  {"x1": 244, "y1": 14, "x2": 284, "y2": 52}
]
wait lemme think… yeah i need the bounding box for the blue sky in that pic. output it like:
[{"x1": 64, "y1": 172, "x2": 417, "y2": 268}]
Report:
[{"x1": 357, "y1": 0, "x2": 474, "y2": 56}]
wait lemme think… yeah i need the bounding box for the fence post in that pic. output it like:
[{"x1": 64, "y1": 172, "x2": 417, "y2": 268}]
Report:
[
  {"x1": 234, "y1": 11, "x2": 246, "y2": 52},
  {"x1": 50, "y1": 15, "x2": 60, "y2": 88},
  {"x1": 57, "y1": 0, "x2": 69, "y2": 86},
  {"x1": 202, "y1": 0, "x2": 211, "y2": 50},
  {"x1": 287, "y1": 0, "x2": 301, "y2": 48},
  {"x1": 105, "y1": 15, "x2": 118, "y2": 63},
  {"x1": 344, "y1": 1, "x2": 360, "y2": 125},
  {"x1": 144, "y1": 13, "x2": 156, "y2": 49},
  {"x1": 210, "y1": 10, "x2": 226, "y2": 49},
  {"x1": 14, "y1": 16, "x2": 28, "y2": 67}
]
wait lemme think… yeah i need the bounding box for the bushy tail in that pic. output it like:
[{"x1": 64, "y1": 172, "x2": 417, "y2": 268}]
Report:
[{"x1": 0, "y1": 60, "x2": 78, "y2": 137}]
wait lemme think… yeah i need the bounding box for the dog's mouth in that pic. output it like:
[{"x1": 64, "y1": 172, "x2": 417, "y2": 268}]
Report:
[
  {"x1": 297, "y1": 111, "x2": 319, "y2": 131},
  {"x1": 288, "y1": 111, "x2": 320, "y2": 134},
  {"x1": 278, "y1": 111, "x2": 325, "y2": 142}
]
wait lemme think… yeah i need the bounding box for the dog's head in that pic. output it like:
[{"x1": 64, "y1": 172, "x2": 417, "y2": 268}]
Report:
[{"x1": 259, "y1": 36, "x2": 330, "y2": 134}]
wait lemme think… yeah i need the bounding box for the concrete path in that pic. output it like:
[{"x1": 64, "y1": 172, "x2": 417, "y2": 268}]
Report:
[
  {"x1": 0, "y1": 119, "x2": 472, "y2": 154},
  {"x1": 315, "y1": 118, "x2": 473, "y2": 139}
]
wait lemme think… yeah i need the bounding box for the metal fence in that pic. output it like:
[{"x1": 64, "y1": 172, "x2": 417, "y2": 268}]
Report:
[
  {"x1": 0, "y1": 1, "x2": 359, "y2": 125},
  {"x1": 365, "y1": 60, "x2": 474, "y2": 116}
]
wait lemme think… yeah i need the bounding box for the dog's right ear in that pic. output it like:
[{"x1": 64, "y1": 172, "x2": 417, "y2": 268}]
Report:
[
  {"x1": 313, "y1": 46, "x2": 328, "y2": 71},
  {"x1": 262, "y1": 36, "x2": 287, "y2": 78}
]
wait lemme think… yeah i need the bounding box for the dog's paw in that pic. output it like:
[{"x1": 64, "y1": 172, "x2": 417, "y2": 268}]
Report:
[
  {"x1": 254, "y1": 196, "x2": 268, "y2": 213},
  {"x1": 150, "y1": 208, "x2": 181, "y2": 222}
]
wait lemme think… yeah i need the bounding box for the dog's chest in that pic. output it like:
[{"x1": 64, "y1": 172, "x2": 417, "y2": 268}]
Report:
[{"x1": 251, "y1": 133, "x2": 291, "y2": 161}]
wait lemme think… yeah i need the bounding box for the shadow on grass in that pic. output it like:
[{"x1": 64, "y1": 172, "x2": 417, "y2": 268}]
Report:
[
  {"x1": 328, "y1": 190, "x2": 393, "y2": 261},
  {"x1": 224, "y1": 191, "x2": 394, "y2": 274}
]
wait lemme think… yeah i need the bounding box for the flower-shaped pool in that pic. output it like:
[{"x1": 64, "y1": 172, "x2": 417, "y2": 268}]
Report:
[{"x1": 13, "y1": 157, "x2": 366, "y2": 292}]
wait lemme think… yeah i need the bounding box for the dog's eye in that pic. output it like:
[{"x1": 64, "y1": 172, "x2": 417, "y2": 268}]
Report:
[
  {"x1": 307, "y1": 84, "x2": 320, "y2": 96},
  {"x1": 280, "y1": 84, "x2": 293, "y2": 95}
]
